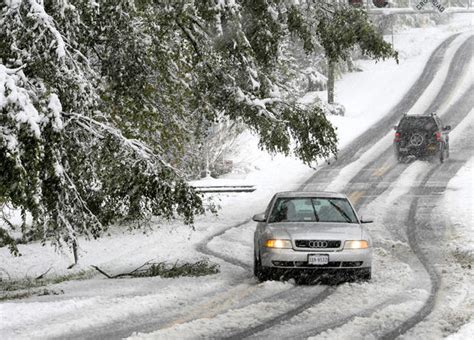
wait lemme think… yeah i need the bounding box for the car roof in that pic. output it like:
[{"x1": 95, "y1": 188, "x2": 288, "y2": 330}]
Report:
[
  {"x1": 274, "y1": 191, "x2": 348, "y2": 199},
  {"x1": 400, "y1": 114, "x2": 440, "y2": 121}
]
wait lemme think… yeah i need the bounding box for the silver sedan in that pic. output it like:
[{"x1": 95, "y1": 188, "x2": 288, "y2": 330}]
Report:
[{"x1": 253, "y1": 191, "x2": 373, "y2": 282}]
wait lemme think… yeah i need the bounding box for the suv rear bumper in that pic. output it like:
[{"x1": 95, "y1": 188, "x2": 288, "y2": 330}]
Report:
[{"x1": 394, "y1": 143, "x2": 440, "y2": 156}]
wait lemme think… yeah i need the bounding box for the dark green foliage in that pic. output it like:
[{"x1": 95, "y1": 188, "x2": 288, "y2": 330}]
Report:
[
  {"x1": 138, "y1": 260, "x2": 220, "y2": 279},
  {"x1": 0, "y1": 1, "x2": 397, "y2": 256},
  {"x1": 0, "y1": 270, "x2": 91, "y2": 301},
  {"x1": 316, "y1": 6, "x2": 399, "y2": 63},
  {"x1": 93, "y1": 259, "x2": 220, "y2": 279}
]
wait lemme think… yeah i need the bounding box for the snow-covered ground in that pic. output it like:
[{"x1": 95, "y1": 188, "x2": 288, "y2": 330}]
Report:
[{"x1": 1, "y1": 14, "x2": 473, "y2": 340}]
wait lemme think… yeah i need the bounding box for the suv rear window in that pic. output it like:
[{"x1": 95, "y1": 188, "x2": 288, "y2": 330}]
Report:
[{"x1": 398, "y1": 117, "x2": 437, "y2": 132}]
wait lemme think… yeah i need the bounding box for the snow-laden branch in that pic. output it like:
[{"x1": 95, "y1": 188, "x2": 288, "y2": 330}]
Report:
[
  {"x1": 0, "y1": 65, "x2": 42, "y2": 138},
  {"x1": 26, "y1": 0, "x2": 66, "y2": 59},
  {"x1": 234, "y1": 88, "x2": 286, "y2": 123},
  {"x1": 65, "y1": 112, "x2": 184, "y2": 177}
]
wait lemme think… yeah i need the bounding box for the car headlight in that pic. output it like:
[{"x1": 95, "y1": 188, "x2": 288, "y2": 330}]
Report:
[
  {"x1": 265, "y1": 239, "x2": 292, "y2": 249},
  {"x1": 344, "y1": 240, "x2": 369, "y2": 249}
]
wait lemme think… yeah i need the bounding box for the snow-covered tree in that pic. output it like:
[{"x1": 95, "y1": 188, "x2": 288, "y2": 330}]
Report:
[
  {"x1": 0, "y1": 0, "x2": 204, "y2": 255},
  {"x1": 0, "y1": 0, "x2": 397, "y2": 255}
]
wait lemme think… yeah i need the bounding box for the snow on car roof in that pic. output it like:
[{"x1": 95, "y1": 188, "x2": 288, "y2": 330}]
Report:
[{"x1": 274, "y1": 191, "x2": 347, "y2": 199}]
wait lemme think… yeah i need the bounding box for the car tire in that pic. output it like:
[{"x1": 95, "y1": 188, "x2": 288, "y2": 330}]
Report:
[
  {"x1": 355, "y1": 267, "x2": 371, "y2": 281},
  {"x1": 396, "y1": 151, "x2": 405, "y2": 163},
  {"x1": 254, "y1": 253, "x2": 271, "y2": 282},
  {"x1": 439, "y1": 145, "x2": 445, "y2": 163}
]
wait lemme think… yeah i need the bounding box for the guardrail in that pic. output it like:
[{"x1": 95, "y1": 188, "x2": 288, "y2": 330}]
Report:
[
  {"x1": 368, "y1": 7, "x2": 474, "y2": 15},
  {"x1": 192, "y1": 185, "x2": 256, "y2": 193}
]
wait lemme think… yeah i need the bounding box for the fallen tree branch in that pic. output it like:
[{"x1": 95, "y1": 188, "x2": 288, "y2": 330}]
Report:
[
  {"x1": 35, "y1": 267, "x2": 52, "y2": 280},
  {"x1": 91, "y1": 259, "x2": 219, "y2": 279},
  {"x1": 91, "y1": 265, "x2": 113, "y2": 278},
  {"x1": 91, "y1": 260, "x2": 155, "y2": 279}
]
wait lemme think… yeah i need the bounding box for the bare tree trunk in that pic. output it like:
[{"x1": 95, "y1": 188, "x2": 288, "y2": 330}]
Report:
[
  {"x1": 67, "y1": 240, "x2": 79, "y2": 269},
  {"x1": 72, "y1": 240, "x2": 78, "y2": 265},
  {"x1": 327, "y1": 60, "x2": 335, "y2": 104}
]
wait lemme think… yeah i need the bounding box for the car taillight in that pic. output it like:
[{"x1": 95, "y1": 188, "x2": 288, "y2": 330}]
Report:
[
  {"x1": 394, "y1": 132, "x2": 401, "y2": 142},
  {"x1": 434, "y1": 131, "x2": 442, "y2": 141}
]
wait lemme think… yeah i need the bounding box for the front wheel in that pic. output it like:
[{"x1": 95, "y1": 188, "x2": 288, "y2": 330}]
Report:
[
  {"x1": 355, "y1": 267, "x2": 371, "y2": 281},
  {"x1": 254, "y1": 253, "x2": 271, "y2": 282}
]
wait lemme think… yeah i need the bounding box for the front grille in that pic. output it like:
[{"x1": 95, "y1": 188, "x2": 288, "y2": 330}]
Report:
[
  {"x1": 295, "y1": 261, "x2": 341, "y2": 268},
  {"x1": 295, "y1": 240, "x2": 341, "y2": 248},
  {"x1": 341, "y1": 261, "x2": 363, "y2": 267},
  {"x1": 272, "y1": 261, "x2": 341, "y2": 268},
  {"x1": 272, "y1": 261, "x2": 364, "y2": 268}
]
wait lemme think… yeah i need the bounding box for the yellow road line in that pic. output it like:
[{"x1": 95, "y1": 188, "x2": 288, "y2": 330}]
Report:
[
  {"x1": 162, "y1": 284, "x2": 258, "y2": 329},
  {"x1": 372, "y1": 165, "x2": 391, "y2": 177},
  {"x1": 348, "y1": 191, "x2": 364, "y2": 205}
]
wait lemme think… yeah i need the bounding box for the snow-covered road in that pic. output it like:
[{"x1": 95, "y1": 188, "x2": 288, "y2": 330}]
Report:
[{"x1": 130, "y1": 32, "x2": 473, "y2": 340}]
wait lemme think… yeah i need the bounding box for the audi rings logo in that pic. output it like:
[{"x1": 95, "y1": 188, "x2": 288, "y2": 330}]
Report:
[{"x1": 309, "y1": 240, "x2": 328, "y2": 248}]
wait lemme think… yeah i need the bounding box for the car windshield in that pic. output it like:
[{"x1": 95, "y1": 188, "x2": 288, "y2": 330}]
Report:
[
  {"x1": 399, "y1": 117, "x2": 437, "y2": 132},
  {"x1": 268, "y1": 197, "x2": 358, "y2": 223}
]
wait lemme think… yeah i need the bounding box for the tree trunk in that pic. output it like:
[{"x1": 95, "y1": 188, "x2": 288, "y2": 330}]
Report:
[
  {"x1": 327, "y1": 60, "x2": 335, "y2": 104},
  {"x1": 72, "y1": 240, "x2": 78, "y2": 265}
]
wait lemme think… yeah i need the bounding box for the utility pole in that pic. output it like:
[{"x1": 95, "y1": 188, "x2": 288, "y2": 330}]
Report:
[{"x1": 391, "y1": 14, "x2": 394, "y2": 47}]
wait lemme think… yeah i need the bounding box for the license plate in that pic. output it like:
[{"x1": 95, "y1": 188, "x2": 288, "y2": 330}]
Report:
[{"x1": 308, "y1": 254, "x2": 329, "y2": 265}]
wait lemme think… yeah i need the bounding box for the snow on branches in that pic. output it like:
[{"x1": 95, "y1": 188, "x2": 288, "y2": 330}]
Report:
[
  {"x1": 0, "y1": 0, "x2": 397, "y2": 255},
  {"x1": 0, "y1": 0, "x2": 204, "y2": 254}
]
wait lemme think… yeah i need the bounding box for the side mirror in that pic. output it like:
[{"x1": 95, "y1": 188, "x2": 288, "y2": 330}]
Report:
[
  {"x1": 443, "y1": 125, "x2": 451, "y2": 131},
  {"x1": 393, "y1": 125, "x2": 398, "y2": 131},
  {"x1": 360, "y1": 217, "x2": 373, "y2": 224},
  {"x1": 252, "y1": 213, "x2": 266, "y2": 222}
]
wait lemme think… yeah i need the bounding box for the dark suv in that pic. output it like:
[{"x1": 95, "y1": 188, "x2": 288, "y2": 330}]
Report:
[{"x1": 393, "y1": 113, "x2": 451, "y2": 163}]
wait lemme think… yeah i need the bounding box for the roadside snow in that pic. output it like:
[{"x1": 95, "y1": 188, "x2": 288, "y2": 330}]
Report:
[
  {"x1": 442, "y1": 158, "x2": 474, "y2": 258},
  {"x1": 441, "y1": 109, "x2": 474, "y2": 260},
  {"x1": 445, "y1": 322, "x2": 474, "y2": 340}
]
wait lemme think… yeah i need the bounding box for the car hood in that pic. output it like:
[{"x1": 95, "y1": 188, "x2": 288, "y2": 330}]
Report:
[{"x1": 266, "y1": 222, "x2": 362, "y2": 240}]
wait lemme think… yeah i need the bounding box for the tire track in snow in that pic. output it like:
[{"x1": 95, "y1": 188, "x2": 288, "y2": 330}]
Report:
[
  {"x1": 345, "y1": 36, "x2": 474, "y2": 211},
  {"x1": 304, "y1": 33, "x2": 466, "y2": 193},
  {"x1": 235, "y1": 33, "x2": 472, "y2": 340},
  {"x1": 196, "y1": 218, "x2": 253, "y2": 270},
  {"x1": 379, "y1": 128, "x2": 474, "y2": 339},
  {"x1": 223, "y1": 286, "x2": 337, "y2": 340},
  {"x1": 201, "y1": 33, "x2": 466, "y2": 340},
  {"x1": 254, "y1": 89, "x2": 474, "y2": 340},
  {"x1": 289, "y1": 47, "x2": 474, "y2": 340}
]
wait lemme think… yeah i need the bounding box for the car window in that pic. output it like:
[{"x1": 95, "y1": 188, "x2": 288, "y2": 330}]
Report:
[
  {"x1": 268, "y1": 197, "x2": 358, "y2": 223},
  {"x1": 399, "y1": 117, "x2": 437, "y2": 132}
]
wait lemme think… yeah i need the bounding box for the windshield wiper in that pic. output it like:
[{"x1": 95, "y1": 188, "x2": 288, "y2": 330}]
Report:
[
  {"x1": 310, "y1": 199, "x2": 320, "y2": 222},
  {"x1": 329, "y1": 201, "x2": 352, "y2": 223}
]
